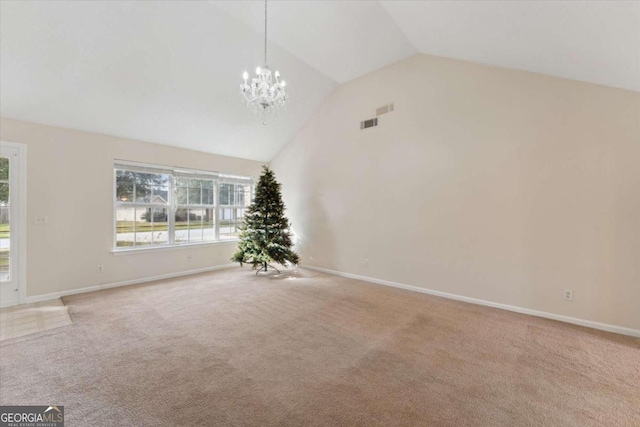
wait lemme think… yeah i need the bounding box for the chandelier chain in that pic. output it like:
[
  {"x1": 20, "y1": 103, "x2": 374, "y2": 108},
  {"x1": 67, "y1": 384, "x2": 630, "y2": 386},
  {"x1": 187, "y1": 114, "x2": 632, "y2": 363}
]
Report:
[{"x1": 264, "y1": 0, "x2": 268, "y2": 67}]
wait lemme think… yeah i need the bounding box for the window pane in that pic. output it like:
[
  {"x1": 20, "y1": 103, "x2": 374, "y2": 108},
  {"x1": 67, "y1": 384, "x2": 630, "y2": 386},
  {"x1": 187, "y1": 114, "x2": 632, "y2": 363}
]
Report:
[
  {"x1": 152, "y1": 185, "x2": 169, "y2": 204},
  {"x1": 203, "y1": 208, "x2": 215, "y2": 241},
  {"x1": 0, "y1": 203, "x2": 8, "y2": 281},
  {"x1": 241, "y1": 185, "x2": 252, "y2": 206},
  {"x1": 0, "y1": 207, "x2": 8, "y2": 241},
  {"x1": 116, "y1": 170, "x2": 134, "y2": 202},
  {"x1": 234, "y1": 184, "x2": 242, "y2": 206},
  {"x1": 175, "y1": 208, "x2": 207, "y2": 243},
  {"x1": 0, "y1": 255, "x2": 8, "y2": 282},
  {"x1": 234, "y1": 208, "x2": 245, "y2": 237},
  {"x1": 176, "y1": 186, "x2": 188, "y2": 205},
  {"x1": 188, "y1": 186, "x2": 202, "y2": 205},
  {"x1": 219, "y1": 207, "x2": 244, "y2": 239},
  {"x1": 234, "y1": 184, "x2": 252, "y2": 206},
  {"x1": 135, "y1": 208, "x2": 153, "y2": 246},
  {"x1": 135, "y1": 172, "x2": 169, "y2": 203},
  {"x1": 175, "y1": 208, "x2": 189, "y2": 244},
  {"x1": 115, "y1": 206, "x2": 135, "y2": 247},
  {"x1": 151, "y1": 207, "x2": 168, "y2": 244},
  {"x1": 189, "y1": 178, "x2": 203, "y2": 188},
  {"x1": 202, "y1": 188, "x2": 214, "y2": 205},
  {"x1": 0, "y1": 157, "x2": 8, "y2": 180},
  {"x1": 219, "y1": 183, "x2": 232, "y2": 205},
  {"x1": 0, "y1": 183, "x2": 8, "y2": 205},
  {"x1": 135, "y1": 182, "x2": 152, "y2": 203},
  {"x1": 175, "y1": 177, "x2": 188, "y2": 186},
  {"x1": 188, "y1": 208, "x2": 204, "y2": 242}
]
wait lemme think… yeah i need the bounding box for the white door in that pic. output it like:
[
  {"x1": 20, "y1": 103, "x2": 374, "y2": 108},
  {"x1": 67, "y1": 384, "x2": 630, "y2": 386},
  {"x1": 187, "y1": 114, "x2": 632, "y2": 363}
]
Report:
[{"x1": 0, "y1": 142, "x2": 26, "y2": 307}]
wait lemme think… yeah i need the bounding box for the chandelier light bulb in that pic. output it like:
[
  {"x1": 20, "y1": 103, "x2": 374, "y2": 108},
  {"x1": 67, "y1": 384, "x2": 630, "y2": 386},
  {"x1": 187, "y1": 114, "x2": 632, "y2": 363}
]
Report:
[{"x1": 239, "y1": 0, "x2": 288, "y2": 122}]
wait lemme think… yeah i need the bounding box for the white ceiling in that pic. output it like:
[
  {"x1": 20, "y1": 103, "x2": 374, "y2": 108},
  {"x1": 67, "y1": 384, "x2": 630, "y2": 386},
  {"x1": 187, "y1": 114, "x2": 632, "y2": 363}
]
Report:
[
  {"x1": 1, "y1": 1, "x2": 638, "y2": 162},
  {"x1": 380, "y1": 1, "x2": 640, "y2": 93},
  {"x1": 0, "y1": 1, "x2": 336, "y2": 162},
  {"x1": 213, "y1": 1, "x2": 417, "y2": 83}
]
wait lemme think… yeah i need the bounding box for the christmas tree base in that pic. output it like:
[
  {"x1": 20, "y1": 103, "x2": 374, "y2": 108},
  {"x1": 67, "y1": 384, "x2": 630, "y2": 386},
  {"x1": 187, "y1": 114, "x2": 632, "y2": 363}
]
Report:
[{"x1": 255, "y1": 263, "x2": 282, "y2": 275}]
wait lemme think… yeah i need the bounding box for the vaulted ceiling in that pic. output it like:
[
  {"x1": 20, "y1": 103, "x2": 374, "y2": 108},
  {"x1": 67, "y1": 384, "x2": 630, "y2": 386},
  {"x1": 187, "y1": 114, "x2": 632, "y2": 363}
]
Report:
[{"x1": 1, "y1": 1, "x2": 638, "y2": 162}]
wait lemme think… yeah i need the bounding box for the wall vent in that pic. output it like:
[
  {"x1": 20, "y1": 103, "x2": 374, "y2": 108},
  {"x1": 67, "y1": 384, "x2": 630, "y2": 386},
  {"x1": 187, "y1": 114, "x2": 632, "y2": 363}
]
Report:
[
  {"x1": 360, "y1": 118, "x2": 378, "y2": 130},
  {"x1": 376, "y1": 102, "x2": 394, "y2": 116}
]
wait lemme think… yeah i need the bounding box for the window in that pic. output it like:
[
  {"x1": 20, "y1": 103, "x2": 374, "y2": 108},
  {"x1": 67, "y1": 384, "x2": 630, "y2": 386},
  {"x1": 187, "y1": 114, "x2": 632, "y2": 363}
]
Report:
[
  {"x1": 0, "y1": 156, "x2": 9, "y2": 280},
  {"x1": 115, "y1": 169, "x2": 171, "y2": 248},
  {"x1": 114, "y1": 161, "x2": 253, "y2": 251},
  {"x1": 219, "y1": 182, "x2": 252, "y2": 239},
  {"x1": 174, "y1": 176, "x2": 215, "y2": 244}
]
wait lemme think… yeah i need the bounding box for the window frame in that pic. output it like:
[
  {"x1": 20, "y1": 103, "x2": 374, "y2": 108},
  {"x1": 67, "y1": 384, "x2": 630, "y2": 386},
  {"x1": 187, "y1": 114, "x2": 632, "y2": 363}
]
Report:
[
  {"x1": 113, "y1": 161, "x2": 253, "y2": 252},
  {"x1": 0, "y1": 155, "x2": 11, "y2": 282}
]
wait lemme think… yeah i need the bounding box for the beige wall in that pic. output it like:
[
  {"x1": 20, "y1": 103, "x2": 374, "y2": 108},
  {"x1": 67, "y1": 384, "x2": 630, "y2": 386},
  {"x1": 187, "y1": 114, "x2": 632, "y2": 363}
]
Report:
[
  {"x1": 271, "y1": 54, "x2": 640, "y2": 331},
  {"x1": 0, "y1": 118, "x2": 264, "y2": 298}
]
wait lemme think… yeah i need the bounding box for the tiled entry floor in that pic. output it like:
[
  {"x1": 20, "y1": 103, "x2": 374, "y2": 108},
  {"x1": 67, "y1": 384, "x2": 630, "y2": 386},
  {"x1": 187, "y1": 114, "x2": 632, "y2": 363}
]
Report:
[{"x1": 0, "y1": 299, "x2": 72, "y2": 341}]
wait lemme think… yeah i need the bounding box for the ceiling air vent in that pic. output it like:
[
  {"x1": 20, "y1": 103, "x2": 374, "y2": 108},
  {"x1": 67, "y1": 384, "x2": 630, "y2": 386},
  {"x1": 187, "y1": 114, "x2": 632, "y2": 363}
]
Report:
[
  {"x1": 376, "y1": 102, "x2": 394, "y2": 116},
  {"x1": 360, "y1": 118, "x2": 378, "y2": 130}
]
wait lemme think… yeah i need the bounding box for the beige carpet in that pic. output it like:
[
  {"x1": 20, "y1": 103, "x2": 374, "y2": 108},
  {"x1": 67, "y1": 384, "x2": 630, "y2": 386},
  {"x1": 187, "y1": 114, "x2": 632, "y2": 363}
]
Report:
[{"x1": 0, "y1": 267, "x2": 638, "y2": 426}]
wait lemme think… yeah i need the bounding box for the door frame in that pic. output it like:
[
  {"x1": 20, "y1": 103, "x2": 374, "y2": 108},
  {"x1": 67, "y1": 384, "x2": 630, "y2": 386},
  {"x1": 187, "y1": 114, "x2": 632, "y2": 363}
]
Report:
[{"x1": 0, "y1": 140, "x2": 27, "y2": 306}]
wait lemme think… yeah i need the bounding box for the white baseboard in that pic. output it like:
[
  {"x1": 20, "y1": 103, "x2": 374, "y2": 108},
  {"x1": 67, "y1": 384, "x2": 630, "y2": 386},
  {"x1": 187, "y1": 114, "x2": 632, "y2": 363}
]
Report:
[
  {"x1": 25, "y1": 263, "x2": 237, "y2": 304},
  {"x1": 301, "y1": 265, "x2": 640, "y2": 338}
]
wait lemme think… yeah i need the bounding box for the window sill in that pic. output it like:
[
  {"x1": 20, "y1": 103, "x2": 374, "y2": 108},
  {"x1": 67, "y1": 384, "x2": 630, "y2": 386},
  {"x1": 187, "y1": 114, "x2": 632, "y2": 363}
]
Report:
[{"x1": 111, "y1": 239, "x2": 239, "y2": 256}]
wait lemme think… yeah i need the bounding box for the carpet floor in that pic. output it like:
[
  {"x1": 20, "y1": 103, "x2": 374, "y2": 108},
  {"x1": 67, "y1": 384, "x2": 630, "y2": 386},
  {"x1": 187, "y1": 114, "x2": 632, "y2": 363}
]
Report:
[{"x1": 0, "y1": 267, "x2": 638, "y2": 426}]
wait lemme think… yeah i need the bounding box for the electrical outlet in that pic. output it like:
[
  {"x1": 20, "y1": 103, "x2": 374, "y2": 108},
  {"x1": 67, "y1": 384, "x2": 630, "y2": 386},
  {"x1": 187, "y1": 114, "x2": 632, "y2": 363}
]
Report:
[
  {"x1": 187, "y1": 254, "x2": 193, "y2": 262},
  {"x1": 97, "y1": 265, "x2": 104, "y2": 274},
  {"x1": 364, "y1": 258, "x2": 370, "y2": 267},
  {"x1": 35, "y1": 215, "x2": 48, "y2": 225},
  {"x1": 563, "y1": 288, "x2": 573, "y2": 301}
]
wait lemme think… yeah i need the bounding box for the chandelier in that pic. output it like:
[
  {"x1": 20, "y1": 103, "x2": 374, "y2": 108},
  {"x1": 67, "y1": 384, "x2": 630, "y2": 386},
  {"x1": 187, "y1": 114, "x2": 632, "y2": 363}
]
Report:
[{"x1": 239, "y1": 0, "x2": 287, "y2": 121}]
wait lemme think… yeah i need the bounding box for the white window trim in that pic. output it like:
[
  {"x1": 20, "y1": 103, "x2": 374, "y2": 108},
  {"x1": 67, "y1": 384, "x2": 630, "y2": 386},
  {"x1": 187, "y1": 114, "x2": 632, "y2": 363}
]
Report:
[
  {"x1": 0, "y1": 141, "x2": 27, "y2": 305},
  {"x1": 113, "y1": 160, "x2": 253, "y2": 252},
  {"x1": 111, "y1": 239, "x2": 238, "y2": 255}
]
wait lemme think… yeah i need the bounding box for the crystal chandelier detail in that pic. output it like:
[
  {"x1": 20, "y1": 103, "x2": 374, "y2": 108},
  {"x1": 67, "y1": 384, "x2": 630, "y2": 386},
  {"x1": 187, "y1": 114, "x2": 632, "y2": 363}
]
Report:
[{"x1": 240, "y1": 0, "x2": 287, "y2": 121}]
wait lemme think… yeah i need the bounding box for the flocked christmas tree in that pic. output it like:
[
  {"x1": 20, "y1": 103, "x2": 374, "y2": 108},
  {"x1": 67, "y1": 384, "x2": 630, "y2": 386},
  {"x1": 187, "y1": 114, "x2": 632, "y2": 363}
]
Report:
[{"x1": 232, "y1": 166, "x2": 299, "y2": 273}]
